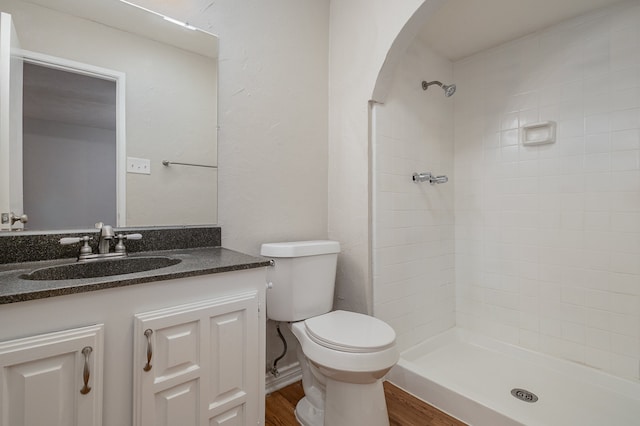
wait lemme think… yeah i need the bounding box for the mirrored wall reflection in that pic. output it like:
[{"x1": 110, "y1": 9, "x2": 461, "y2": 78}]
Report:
[
  {"x1": 23, "y1": 63, "x2": 117, "y2": 229},
  {"x1": 0, "y1": 0, "x2": 218, "y2": 231}
]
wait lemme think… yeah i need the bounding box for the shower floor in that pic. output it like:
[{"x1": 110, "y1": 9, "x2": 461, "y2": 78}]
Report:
[{"x1": 387, "y1": 328, "x2": 640, "y2": 426}]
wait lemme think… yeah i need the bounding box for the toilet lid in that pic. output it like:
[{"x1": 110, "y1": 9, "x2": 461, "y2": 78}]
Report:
[{"x1": 304, "y1": 310, "x2": 396, "y2": 353}]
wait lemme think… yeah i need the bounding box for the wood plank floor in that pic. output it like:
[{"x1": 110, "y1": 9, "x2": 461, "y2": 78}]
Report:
[{"x1": 265, "y1": 380, "x2": 466, "y2": 426}]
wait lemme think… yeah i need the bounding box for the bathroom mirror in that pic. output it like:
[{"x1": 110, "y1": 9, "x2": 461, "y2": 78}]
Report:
[{"x1": 0, "y1": 0, "x2": 218, "y2": 230}]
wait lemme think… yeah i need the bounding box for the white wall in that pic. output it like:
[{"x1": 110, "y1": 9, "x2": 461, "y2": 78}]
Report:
[
  {"x1": 174, "y1": 0, "x2": 434, "y2": 378},
  {"x1": 328, "y1": 0, "x2": 430, "y2": 314},
  {"x1": 373, "y1": 37, "x2": 455, "y2": 351},
  {"x1": 454, "y1": 1, "x2": 640, "y2": 380},
  {"x1": 174, "y1": 0, "x2": 331, "y2": 373},
  {"x1": 146, "y1": 0, "x2": 437, "y2": 380},
  {"x1": 173, "y1": 0, "x2": 330, "y2": 254}
]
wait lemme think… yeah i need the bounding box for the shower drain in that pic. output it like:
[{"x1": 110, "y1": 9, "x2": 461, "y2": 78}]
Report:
[{"x1": 511, "y1": 388, "x2": 539, "y2": 403}]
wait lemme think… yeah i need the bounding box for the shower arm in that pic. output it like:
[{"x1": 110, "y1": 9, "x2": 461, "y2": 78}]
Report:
[
  {"x1": 422, "y1": 81, "x2": 443, "y2": 90},
  {"x1": 421, "y1": 80, "x2": 456, "y2": 97}
]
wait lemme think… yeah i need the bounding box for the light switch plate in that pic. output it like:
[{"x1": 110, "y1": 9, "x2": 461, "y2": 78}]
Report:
[{"x1": 127, "y1": 157, "x2": 151, "y2": 175}]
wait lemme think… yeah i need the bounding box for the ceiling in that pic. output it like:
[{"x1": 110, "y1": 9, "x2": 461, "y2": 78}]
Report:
[{"x1": 418, "y1": 0, "x2": 628, "y2": 61}]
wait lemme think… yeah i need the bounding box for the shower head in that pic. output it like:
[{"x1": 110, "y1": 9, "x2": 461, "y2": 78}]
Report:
[
  {"x1": 443, "y1": 83, "x2": 456, "y2": 97},
  {"x1": 422, "y1": 80, "x2": 456, "y2": 97}
]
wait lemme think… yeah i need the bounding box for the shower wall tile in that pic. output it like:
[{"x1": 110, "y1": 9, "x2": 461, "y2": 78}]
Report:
[
  {"x1": 372, "y1": 37, "x2": 455, "y2": 352},
  {"x1": 454, "y1": 0, "x2": 640, "y2": 380}
]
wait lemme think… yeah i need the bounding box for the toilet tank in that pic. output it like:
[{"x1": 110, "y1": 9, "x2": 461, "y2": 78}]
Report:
[{"x1": 261, "y1": 240, "x2": 340, "y2": 322}]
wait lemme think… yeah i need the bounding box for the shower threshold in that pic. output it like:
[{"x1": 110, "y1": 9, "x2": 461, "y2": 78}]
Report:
[{"x1": 387, "y1": 328, "x2": 640, "y2": 426}]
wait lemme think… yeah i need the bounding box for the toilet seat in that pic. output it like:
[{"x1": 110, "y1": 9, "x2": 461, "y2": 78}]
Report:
[
  {"x1": 304, "y1": 310, "x2": 396, "y2": 353},
  {"x1": 290, "y1": 312, "x2": 399, "y2": 374}
]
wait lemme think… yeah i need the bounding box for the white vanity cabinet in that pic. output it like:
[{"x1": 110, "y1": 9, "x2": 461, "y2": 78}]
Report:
[
  {"x1": 0, "y1": 267, "x2": 266, "y2": 426},
  {"x1": 133, "y1": 291, "x2": 260, "y2": 426},
  {"x1": 0, "y1": 324, "x2": 104, "y2": 426}
]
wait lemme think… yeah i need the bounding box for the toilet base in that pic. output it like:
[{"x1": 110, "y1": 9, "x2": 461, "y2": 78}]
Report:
[
  {"x1": 295, "y1": 397, "x2": 324, "y2": 426},
  {"x1": 324, "y1": 377, "x2": 390, "y2": 426},
  {"x1": 295, "y1": 379, "x2": 390, "y2": 426}
]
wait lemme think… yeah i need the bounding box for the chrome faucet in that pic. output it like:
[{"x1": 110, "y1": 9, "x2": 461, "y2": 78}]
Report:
[
  {"x1": 96, "y1": 222, "x2": 114, "y2": 254},
  {"x1": 60, "y1": 223, "x2": 142, "y2": 261}
]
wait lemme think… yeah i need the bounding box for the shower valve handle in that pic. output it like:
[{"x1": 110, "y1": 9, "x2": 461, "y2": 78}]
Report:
[{"x1": 413, "y1": 172, "x2": 448, "y2": 185}]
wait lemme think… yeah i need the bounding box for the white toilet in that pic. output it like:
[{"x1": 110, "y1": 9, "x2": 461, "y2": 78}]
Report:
[{"x1": 261, "y1": 240, "x2": 398, "y2": 426}]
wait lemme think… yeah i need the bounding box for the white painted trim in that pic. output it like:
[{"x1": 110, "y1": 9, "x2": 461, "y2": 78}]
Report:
[
  {"x1": 0, "y1": 13, "x2": 13, "y2": 224},
  {"x1": 19, "y1": 49, "x2": 127, "y2": 226},
  {"x1": 265, "y1": 361, "x2": 302, "y2": 394},
  {"x1": 368, "y1": 101, "x2": 378, "y2": 316}
]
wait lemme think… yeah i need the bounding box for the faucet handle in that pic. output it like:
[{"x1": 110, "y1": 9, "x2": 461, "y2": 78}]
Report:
[
  {"x1": 114, "y1": 233, "x2": 143, "y2": 253},
  {"x1": 60, "y1": 236, "x2": 93, "y2": 258},
  {"x1": 60, "y1": 237, "x2": 81, "y2": 245}
]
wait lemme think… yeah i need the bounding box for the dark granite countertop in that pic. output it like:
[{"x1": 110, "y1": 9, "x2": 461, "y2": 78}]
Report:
[{"x1": 0, "y1": 247, "x2": 271, "y2": 305}]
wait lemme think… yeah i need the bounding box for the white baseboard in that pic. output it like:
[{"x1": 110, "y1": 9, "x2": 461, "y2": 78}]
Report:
[{"x1": 265, "y1": 361, "x2": 302, "y2": 394}]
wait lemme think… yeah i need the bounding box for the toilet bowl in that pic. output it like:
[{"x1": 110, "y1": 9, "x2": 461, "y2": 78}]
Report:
[
  {"x1": 261, "y1": 241, "x2": 398, "y2": 426},
  {"x1": 289, "y1": 311, "x2": 398, "y2": 426}
]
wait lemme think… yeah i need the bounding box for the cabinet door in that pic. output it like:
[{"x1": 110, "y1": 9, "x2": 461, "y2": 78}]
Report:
[
  {"x1": 133, "y1": 291, "x2": 260, "y2": 426},
  {"x1": 0, "y1": 324, "x2": 104, "y2": 426}
]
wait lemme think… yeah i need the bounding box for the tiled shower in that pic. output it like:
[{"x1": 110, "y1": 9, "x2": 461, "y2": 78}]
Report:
[{"x1": 373, "y1": 0, "x2": 640, "y2": 381}]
